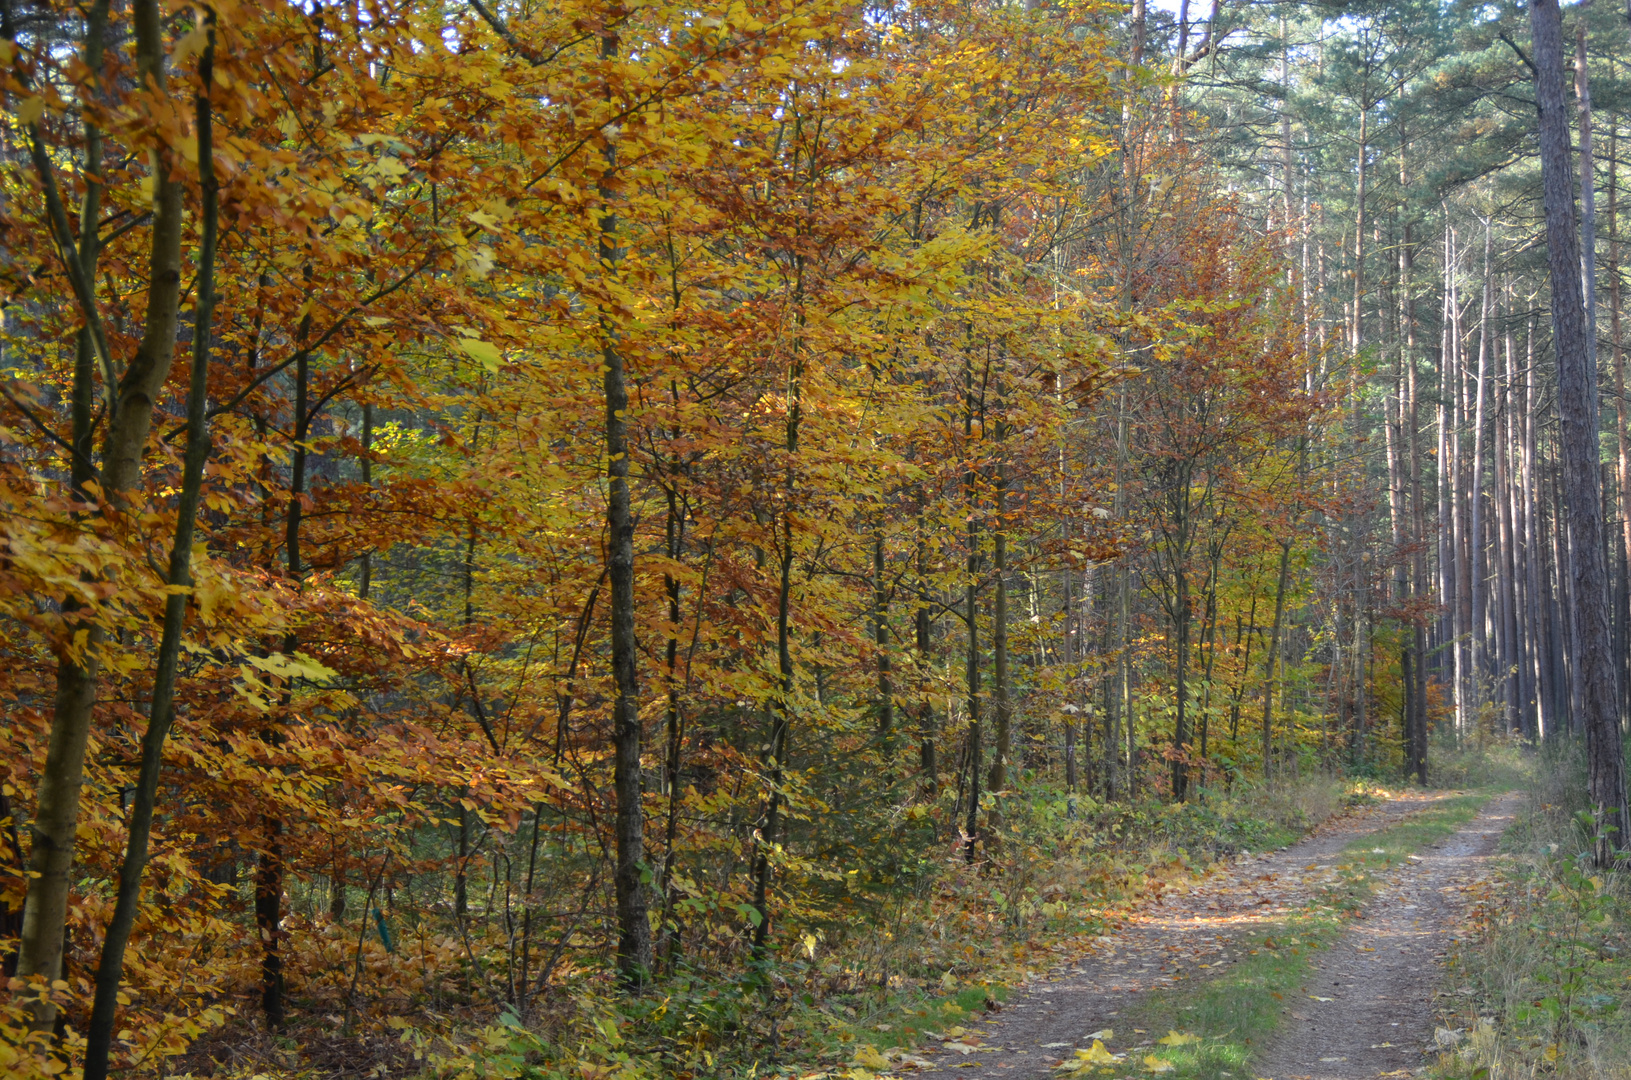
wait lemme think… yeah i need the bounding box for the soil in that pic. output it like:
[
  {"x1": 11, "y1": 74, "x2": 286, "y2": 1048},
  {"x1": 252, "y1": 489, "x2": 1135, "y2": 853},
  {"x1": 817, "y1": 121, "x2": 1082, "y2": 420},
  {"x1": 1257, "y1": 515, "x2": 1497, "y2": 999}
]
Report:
[
  {"x1": 1250, "y1": 791, "x2": 1519, "y2": 1080},
  {"x1": 914, "y1": 790, "x2": 1515, "y2": 1079}
]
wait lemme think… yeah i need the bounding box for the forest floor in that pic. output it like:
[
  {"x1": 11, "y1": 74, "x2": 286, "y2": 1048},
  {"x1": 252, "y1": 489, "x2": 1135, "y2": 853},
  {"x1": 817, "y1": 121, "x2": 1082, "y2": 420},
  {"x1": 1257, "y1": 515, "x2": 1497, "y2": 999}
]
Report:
[{"x1": 902, "y1": 788, "x2": 1517, "y2": 1080}]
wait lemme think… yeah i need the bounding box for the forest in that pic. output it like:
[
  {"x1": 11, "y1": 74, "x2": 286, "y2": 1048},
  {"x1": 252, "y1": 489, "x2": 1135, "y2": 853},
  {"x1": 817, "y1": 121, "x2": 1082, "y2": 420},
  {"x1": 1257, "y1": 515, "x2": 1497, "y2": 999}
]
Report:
[{"x1": 4, "y1": 0, "x2": 1631, "y2": 1077}]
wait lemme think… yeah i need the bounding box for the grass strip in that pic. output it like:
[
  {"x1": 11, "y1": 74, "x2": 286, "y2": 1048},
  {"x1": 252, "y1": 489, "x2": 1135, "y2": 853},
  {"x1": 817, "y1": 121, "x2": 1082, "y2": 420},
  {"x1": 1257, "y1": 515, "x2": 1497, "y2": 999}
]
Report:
[{"x1": 1083, "y1": 791, "x2": 1497, "y2": 1080}]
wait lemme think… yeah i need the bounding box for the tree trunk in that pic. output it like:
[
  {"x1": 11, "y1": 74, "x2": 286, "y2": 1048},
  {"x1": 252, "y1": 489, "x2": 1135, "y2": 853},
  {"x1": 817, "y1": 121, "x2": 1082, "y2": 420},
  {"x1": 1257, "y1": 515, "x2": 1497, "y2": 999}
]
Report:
[
  {"x1": 595, "y1": 26, "x2": 652, "y2": 984},
  {"x1": 988, "y1": 465, "x2": 1010, "y2": 798},
  {"x1": 915, "y1": 510, "x2": 937, "y2": 789},
  {"x1": 1262, "y1": 542, "x2": 1292, "y2": 776},
  {"x1": 1532, "y1": 0, "x2": 1629, "y2": 862},
  {"x1": 1470, "y1": 221, "x2": 1492, "y2": 693},
  {"x1": 82, "y1": 23, "x2": 220, "y2": 1073},
  {"x1": 1063, "y1": 568, "x2": 1078, "y2": 795},
  {"x1": 1173, "y1": 560, "x2": 1191, "y2": 800},
  {"x1": 1611, "y1": 122, "x2": 1631, "y2": 728},
  {"x1": 1400, "y1": 144, "x2": 1431, "y2": 779},
  {"x1": 875, "y1": 528, "x2": 894, "y2": 750},
  {"x1": 1353, "y1": 104, "x2": 1367, "y2": 355},
  {"x1": 963, "y1": 359, "x2": 982, "y2": 860},
  {"x1": 15, "y1": 0, "x2": 185, "y2": 1030}
]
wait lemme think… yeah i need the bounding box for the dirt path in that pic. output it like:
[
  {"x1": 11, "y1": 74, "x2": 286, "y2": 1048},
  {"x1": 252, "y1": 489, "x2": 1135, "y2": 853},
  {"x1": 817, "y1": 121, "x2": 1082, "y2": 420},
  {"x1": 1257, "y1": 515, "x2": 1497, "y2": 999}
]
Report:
[
  {"x1": 1250, "y1": 791, "x2": 1519, "y2": 1080},
  {"x1": 915, "y1": 792, "x2": 1478, "y2": 1078}
]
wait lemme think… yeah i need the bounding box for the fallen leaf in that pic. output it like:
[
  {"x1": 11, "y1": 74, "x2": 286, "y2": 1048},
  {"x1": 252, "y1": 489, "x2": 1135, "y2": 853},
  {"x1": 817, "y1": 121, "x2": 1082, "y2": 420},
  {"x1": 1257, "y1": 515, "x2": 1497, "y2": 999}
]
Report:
[
  {"x1": 1157, "y1": 1032, "x2": 1201, "y2": 1046},
  {"x1": 851, "y1": 1046, "x2": 889, "y2": 1069}
]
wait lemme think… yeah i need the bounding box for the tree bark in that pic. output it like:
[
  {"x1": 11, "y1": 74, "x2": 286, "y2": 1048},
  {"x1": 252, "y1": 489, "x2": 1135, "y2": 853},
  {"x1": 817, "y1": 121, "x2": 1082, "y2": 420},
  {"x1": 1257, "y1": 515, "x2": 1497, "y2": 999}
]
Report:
[
  {"x1": 915, "y1": 503, "x2": 937, "y2": 789},
  {"x1": 1353, "y1": 104, "x2": 1367, "y2": 355},
  {"x1": 15, "y1": 0, "x2": 185, "y2": 1030},
  {"x1": 1470, "y1": 221, "x2": 1492, "y2": 692},
  {"x1": 82, "y1": 26, "x2": 220, "y2": 1075},
  {"x1": 1262, "y1": 542, "x2": 1292, "y2": 776},
  {"x1": 1611, "y1": 119, "x2": 1631, "y2": 727},
  {"x1": 963, "y1": 357, "x2": 982, "y2": 860},
  {"x1": 1532, "y1": 0, "x2": 1628, "y2": 862},
  {"x1": 599, "y1": 26, "x2": 652, "y2": 982},
  {"x1": 987, "y1": 465, "x2": 1010, "y2": 797},
  {"x1": 875, "y1": 528, "x2": 894, "y2": 750}
]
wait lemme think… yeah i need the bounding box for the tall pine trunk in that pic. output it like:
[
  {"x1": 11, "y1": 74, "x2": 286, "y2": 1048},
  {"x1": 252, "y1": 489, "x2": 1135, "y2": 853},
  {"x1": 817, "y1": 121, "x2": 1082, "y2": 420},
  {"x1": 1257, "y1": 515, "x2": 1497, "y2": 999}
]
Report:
[{"x1": 1531, "y1": 0, "x2": 1629, "y2": 863}]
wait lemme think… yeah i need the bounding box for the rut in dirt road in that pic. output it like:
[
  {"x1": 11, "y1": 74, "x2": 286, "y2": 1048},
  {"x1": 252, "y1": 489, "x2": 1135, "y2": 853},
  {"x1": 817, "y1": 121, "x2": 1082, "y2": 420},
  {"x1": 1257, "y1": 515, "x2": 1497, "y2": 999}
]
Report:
[
  {"x1": 1250, "y1": 792, "x2": 1519, "y2": 1080},
  {"x1": 917, "y1": 792, "x2": 1456, "y2": 1079}
]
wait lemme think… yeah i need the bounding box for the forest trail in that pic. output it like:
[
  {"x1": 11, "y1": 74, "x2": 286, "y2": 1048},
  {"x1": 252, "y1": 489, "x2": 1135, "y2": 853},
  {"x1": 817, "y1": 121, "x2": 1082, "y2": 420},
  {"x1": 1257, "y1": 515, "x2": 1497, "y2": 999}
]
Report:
[
  {"x1": 924, "y1": 791, "x2": 1512, "y2": 1078},
  {"x1": 1251, "y1": 791, "x2": 1519, "y2": 1080}
]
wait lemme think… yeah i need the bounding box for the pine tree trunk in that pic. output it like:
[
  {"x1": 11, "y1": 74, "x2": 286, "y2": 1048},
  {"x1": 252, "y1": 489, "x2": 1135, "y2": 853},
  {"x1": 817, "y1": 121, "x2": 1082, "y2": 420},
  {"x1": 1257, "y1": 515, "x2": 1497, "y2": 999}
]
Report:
[
  {"x1": 1610, "y1": 123, "x2": 1631, "y2": 727},
  {"x1": 1534, "y1": 0, "x2": 1629, "y2": 859},
  {"x1": 1470, "y1": 222, "x2": 1492, "y2": 695}
]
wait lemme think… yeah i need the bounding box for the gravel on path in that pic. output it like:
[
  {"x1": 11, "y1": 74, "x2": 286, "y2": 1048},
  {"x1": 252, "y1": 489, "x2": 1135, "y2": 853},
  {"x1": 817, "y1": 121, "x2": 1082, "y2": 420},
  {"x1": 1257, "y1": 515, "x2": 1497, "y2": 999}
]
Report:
[
  {"x1": 1250, "y1": 791, "x2": 1520, "y2": 1080},
  {"x1": 914, "y1": 792, "x2": 1457, "y2": 1079}
]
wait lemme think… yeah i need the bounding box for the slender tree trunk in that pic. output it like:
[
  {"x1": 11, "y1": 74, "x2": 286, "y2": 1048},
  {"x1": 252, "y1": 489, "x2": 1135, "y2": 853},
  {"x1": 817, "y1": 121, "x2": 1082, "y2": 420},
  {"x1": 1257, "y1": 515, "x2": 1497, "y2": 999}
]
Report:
[
  {"x1": 1173, "y1": 558, "x2": 1191, "y2": 801},
  {"x1": 1262, "y1": 542, "x2": 1292, "y2": 775},
  {"x1": 657, "y1": 482, "x2": 686, "y2": 967},
  {"x1": 748, "y1": 198, "x2": 806, "y2": 958},
  {"x1": 875, "y1": 528, "x2": 894, "y2": 750},
  {"x1": 1353, "y1": 104, "x2": 1368, "y2": 355},
  {"x1": 1498, "y1": 290, "x2": 1523, "y2": 732},
  {"x1": 1527, "y1": 318, "x2": 1555, "y2": 739},
  {"x1": 1400, "y1": 151, "x2": 1431, "y2": 778},
  {"x1": 596, "y1": 24, "x2": 652, "y2": 983},
  {"x1": 1514, "y1": 325, "x2": 1537, "y2": 738},
  {"x1": 988, "y1": 465, "x2": 1010, "y2": 798},
  {"x1": 15, "y1": 0, "x2": 185, "y2": 1030},
  {"x1": 915, "y1": 506, "x2": 937, "y2": 789},
  {"x1": 963, "y1": 361, "x2": 982, "y2": 860},
  {"x1": 82, "y1": 22, "x2": 219, "y2": 1075},
  {"x1": 1470, "y1": 222, "x2": 1492, "y2": 694},
  {"x1": 1064, "y1": 566, "x2": 1079, "y2": 795}
]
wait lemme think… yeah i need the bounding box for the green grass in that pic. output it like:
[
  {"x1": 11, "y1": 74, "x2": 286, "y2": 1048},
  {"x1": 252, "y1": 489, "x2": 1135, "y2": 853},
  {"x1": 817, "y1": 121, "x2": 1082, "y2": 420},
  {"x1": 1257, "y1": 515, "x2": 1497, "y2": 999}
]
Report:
[{"x1": 1087, "y1": 790, "x2": 1505, "y2": 1080}]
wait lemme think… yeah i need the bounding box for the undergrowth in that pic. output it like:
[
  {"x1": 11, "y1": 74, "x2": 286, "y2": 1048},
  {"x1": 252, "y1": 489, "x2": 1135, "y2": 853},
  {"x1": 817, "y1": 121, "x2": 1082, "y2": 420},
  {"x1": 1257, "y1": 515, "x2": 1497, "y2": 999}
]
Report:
[
  {"x1": 207, "y1": 766, "x2": 1515, "y2": 1080},
  {"x1": 1437, "y1": 742, "x2": 1631, "y2": 1080},
  {"x1": 389, "y1": 774, "x2": 1375, "y2": 1080}
]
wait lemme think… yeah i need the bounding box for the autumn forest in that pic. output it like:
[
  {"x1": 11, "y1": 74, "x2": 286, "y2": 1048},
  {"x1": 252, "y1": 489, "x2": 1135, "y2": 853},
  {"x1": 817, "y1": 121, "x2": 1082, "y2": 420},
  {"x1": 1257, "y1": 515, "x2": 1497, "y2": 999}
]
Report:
[{"x1": 2, "y1": 0, "x2": 1630, "y2": 1077}]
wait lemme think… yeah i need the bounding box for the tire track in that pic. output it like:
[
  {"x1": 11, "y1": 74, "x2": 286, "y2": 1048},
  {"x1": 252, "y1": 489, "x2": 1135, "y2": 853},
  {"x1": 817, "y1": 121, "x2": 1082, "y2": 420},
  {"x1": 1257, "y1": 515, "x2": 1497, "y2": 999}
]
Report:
[
  {"x1": 1250, "y1": 791, "x2": 1519, "y2": 1080},
  {"x1": 914, "y1": 792, "x2": 1461, "y2": 1078}
]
